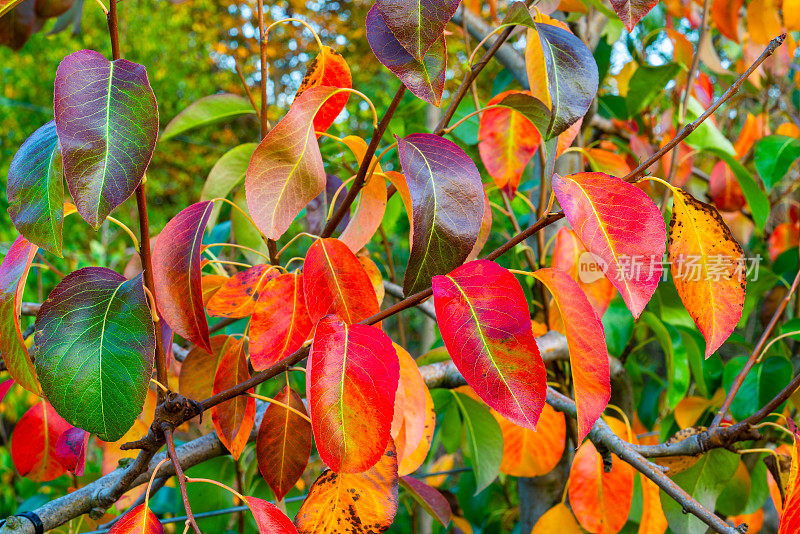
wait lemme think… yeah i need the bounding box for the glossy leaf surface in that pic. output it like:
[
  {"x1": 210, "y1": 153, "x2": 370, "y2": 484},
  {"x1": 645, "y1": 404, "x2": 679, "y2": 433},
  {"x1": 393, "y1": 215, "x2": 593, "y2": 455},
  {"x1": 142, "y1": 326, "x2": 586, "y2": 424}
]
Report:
[
  {"x1": 206, "y1": 263, "x2": 278, "y2": 318},
  {"x1": 7, "y1": 120, "x2": 64, "y2": 256},
  {"x1": 212, "y1": 337, "x2": 255, "y2": 460},
  {"x1": 553, "y1": 172, "x2": 666, "y2": 318},
  {"x1": 295, "y1": 443, "x2": 399, "y2": 534},
  {"x1": 246, "y1": 86, "x2": 338, "y2": 240},
  {"x1": 303, "y1": 238, "x2": 380, "y2": 324},
  {"x1": 35, "y1": 268, "x2": 155, "y2": 441},
  {"x1": 669, "y1": 189, "x2": 745, "y2": 356},
  {"x1": 54, "y1": 49, "x2": 158, "y2": 229},
  {"x1": 108, "y1": 504, "x2": 164, "y2": 534},
  {"x1": 256, "y1": 386, "x2": 312, "y2": 500},
  {"x1": 11, "y1": 400, "x2": 70, "y2": 481},
  {"x1": 307, "y1": 316, "x2": 399, "y2": 473},
  {"x1": 0, "y1": 236, "x2": 40, "y2": 394},
  {"x1": 161, "y1": 94, "x2": 255, "y2": 142},
  {"x1": 153, "y1": 201, "x2": 213, "y2": 353},
  {"x1": 374, "y1": 0, "x2": 459, "y2": 60},
  {"x1": 178, "y1": 335, "x2": 231, "y2": 404},
  {"x1": 478, "y1": 90, "x2": 542, "y2": 193},
  {"x1": 433, "y1": 260, "x2": 546, "y2": 430},
  {"x1": 366, "y1": 6, "x2": 446, "y2": 105},
  {"x1": 295, "y1": 46, "x2": 352, "y2": 133},
  {"x1": 246, "y1": 497, "x2": 299, "y2": 534},
  {"x1": 533, "y1": 267, "x2": 610, "y2": 440},
  {"x1": 398, "y1": 134, "x2": 484, "y2": 295}
]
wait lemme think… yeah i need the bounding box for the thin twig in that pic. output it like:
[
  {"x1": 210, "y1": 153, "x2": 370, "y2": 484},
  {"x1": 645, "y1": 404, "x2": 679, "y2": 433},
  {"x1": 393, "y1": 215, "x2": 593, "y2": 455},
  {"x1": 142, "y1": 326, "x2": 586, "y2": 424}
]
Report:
[
  {"x1": 164, "y1": 426, "x2": 200, "y2": 534},
  {"x1": 234, "y1": 60, "x2": 260, "y2": 117}
]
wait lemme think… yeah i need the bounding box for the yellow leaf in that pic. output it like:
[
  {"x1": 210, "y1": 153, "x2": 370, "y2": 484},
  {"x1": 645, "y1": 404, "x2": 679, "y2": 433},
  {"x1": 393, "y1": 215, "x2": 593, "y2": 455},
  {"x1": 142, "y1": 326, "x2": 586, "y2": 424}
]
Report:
[
  {"x1": 746, "y1": 0, "x2": 783, "y2": 44},
  {"x1": 532, "y1": 503, "x2": 582, "y2": 534}
]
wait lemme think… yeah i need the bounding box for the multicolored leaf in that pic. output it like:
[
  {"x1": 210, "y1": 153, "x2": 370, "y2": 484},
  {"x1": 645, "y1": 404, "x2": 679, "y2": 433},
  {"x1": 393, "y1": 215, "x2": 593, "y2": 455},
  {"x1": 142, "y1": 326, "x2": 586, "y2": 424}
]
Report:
[
  {"x1": 478, "y1": 90, "x2": 542, "y2": 194},
  {"x1": 532, "y1": 267, "x2": 610, "y2": 441},
  {"x1": 668, "y1": 189, "x2": 745, "y2": 356},
  {"x1": 609, "y1": 0, "x2": 659, "y2": 31},
  {"x1": 366, "y1": 6, "x2": 446, "y2": 106},
  {"x1": 432, "y1": 260, "x2": 547, "y2": 430},
  {"x1": 153, "y1": 201, "x2": 213, "y2": 353},
  {"x1": 55, "y1": 426, "x2": 89, "y2": 476},
  {"x1": 246, "y1": 497, "x2": 299, "y2": 534},
  {"x1": 307, "y1": 315, "x2": 399, "y2": 473},
  {"x1": 399, "y1": 476, "x2": 451, "y2": 527},
  {"x1": 374, "y1": 0, "x2": 459, "y2": 61},
  {"x1": 212, "y1": 336, "x2": 255, "y2": 460},
  {"x1": 0, "y1": 379, "x2": 13, "y2": 403},
  {"x1": 35, "y1": 268, "x2": 155, "y2": 441},
  {"x1": 295, "y1": 442, "x2": 399, "y2": 533},
  {"x1": 295, "y1": 46, "x2": 352, "y2": 133},
  {"x1": 552, "y1": 172, "x2": 666, "y2": 318},
  {"x1": 778, "y1": 426, "x2": 800, "y2": 533},
  {"x1": 302, "y1": 238, "x2": 380, "y2": 324},
  {"x1": 338, "y1": 136, "x2": 388, "y2": 252},
  {"x1": 245, "y1": 86, "x2": 340, "y2": 240},
  {"x1": 108, "y1": 503, "x2": 164, "y2": 534},
  {"x1": 397, "y1": 134, "x2": 484, "y2": 295},
  {"x1": 7, "y1": 120, "x2": 64, "y2": 256},
  {"x1": 256, "y1": 386, "x2": 312, "y2": 500},
  {"x1": 54, "y1": 49, "x2": 158, "y2": 229},
  {"x1": 0, "y1": 236, "x2": 40, "y2": 394},
  {"x1": 161, "y1": 94, "x2": 255, "y2": 142},
  {"x1": 495, "y1": 402, "x2": 565, "y2": 477},
  {"x1": 11, "y1": 400, "x2": 71, "y2": 481},
  {"x1": 206, "y1": 263, "x2": 278, "y2": 318},
  {"x1": 568, "y1": 419, "x2": 635, "y2": 533}
]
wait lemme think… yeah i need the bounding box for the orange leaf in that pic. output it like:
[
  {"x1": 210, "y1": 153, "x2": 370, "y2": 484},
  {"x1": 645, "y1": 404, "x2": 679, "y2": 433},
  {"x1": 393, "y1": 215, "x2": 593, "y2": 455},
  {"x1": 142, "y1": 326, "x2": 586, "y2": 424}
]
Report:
[
  {"x1": 734, "y1": 113, "x2": 765, "y2": 158},
  {"x1": 532, "y1": 503, "x2": 582, "y2": 534},
  {"x1": 397, "y1": 377, "x2": 435, "y2": 476},
  {"x1": 568, "y1": 418, "x2": 635, "y2": 534},
  {"x1": 201, "y1": 274, "x2": 228, "y2": 306},
  {"x1": 746, "y1": 0, "x2": 783, "y2": 45},
  {"x1": 532, "y1": 268, "x2": 610, "y2": 441},
  {"x1": 206, "y1": 264, "x2": 278, "y2": 318},
  {"x1": 768, "y1": 220, "x2": 800, "y2": 260},
  {"x1": 638, "y1": 472, "x2": 668, "y2": 534},
  {"x1": 776, "y1": 122, "x2": 800, "y2": 137},
  {"x1": 212, "y1": 337, "x2": 256, "y2": 460},
  {"x1": 584, "y1": 147, "x2": 631, "y2": 177},
  {"x1": 668, "y1": 189, "x2": 745, "y2": 356},
  {"x1": 495, "y1": 402, "x2": 566, "y2": 477},
  {"x1": 256, "y1": 386, "x2": 312, "y2": 501},
  {"x1": 250, "y1": 273, "x2": 314, "y2": 371},
  {"x1": 295, "y1": 46, "x2": 352, "y2": 133},
  {"x1": 358, "y1": 254, "x2": 385, "y2": 306},
  {"x1": 295, "y1": 442, "x2": 399, "y2": 533},
  {"x1": 478, "y1": 90, "x2": 542, "y2": 193},
  {"x1": 338, "y1": 136, "x2": 387, "y2": 252},
  {"x1": 391, "y1": 344, "x2": 429, "y2": 464},
  {"x1": 711, "y1": 0, "x2": 744, "y2": 42},
  {"x1": 779, "y1": 425, "x2": 800, "y2": 533}
]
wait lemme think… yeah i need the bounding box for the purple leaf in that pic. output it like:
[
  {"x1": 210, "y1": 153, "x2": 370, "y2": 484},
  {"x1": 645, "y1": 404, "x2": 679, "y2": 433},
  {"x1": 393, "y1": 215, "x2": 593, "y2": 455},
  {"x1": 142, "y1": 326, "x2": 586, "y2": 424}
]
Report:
[
  {"x1": 396, "y1": 133, "x2": 484, "y2": 295},
  {"x1": 55, "y1": 426, "x2": 88, "y2": 476},
  {"x1": 375, "y1": 0, "x2": 460, "y2": 61},
  {"x1": 54, "y1": 49, "x2": 158, "y2": 229},
  {"x1": 366, "y1": 6, "x2": 446, "y2": 106}
]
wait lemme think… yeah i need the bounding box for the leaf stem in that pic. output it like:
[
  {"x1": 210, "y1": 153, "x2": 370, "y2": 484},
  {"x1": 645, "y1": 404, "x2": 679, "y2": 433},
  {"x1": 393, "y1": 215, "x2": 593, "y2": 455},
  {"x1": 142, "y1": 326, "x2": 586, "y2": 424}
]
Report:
[
  {"x1": 275, "y1": 232, "x2": 318, "y2": 261},
  {"x1": 106, "y1": 216, "x2": 140, "y2": 251},
  {"x1": 265, "y1": 17, "x2": 324, "y2": 55},
  {"x1": 247, "y1": 392, "x2": 311, "y2": 423},
  {"x1": 204, "y1": 243, "x2": 271, "y2": 262}
]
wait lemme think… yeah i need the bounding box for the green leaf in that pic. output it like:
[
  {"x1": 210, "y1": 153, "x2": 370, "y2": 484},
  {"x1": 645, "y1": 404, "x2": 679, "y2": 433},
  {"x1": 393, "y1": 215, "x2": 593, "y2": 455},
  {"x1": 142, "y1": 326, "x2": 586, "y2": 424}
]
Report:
[
  {"x1": 626, "y1": 63, "x2": 681, "y2": 115},
  {"x1": 34, "y1": 267, "x2": 156, "y2": 441},
  {"x1": 602, "y1": 297, "x2": 634, "y2": 364},
  {"x1": 754, "y1": 135, "x2": 800, "y2": 191},
  {"x1": 451, "y1": 391, "x2": 503, "y2": 494},
  {"x1": 641, "y1": 312, "x2": 689, "y2": 409},
  {"x1": 716, "y1": 461, "x2": 751, "y2": 516},
  {"x1": 7, "y1": 121, "x2": 65, "y2": 257},
  {"x1": 161, "y1": 94, "x2": 255, "y2": 142},
  {"x1": 661, "y1": 449, "x2": 739, "y2": 533},
  {"x1": 684, "y1": 98, "x2": 737, "y2": 156},
  {"x1": 704, "y1": 148, "x2": 770, "y2": 232},
  {"x1": 231, "y1": 188, "x2": 269, "y2": 265},
  {"x1": 201, "y1": 143, "x2": 258, "y2": 229},
  {"x1": 722, "y1": 355, "x2": 792, "y2": 421}
]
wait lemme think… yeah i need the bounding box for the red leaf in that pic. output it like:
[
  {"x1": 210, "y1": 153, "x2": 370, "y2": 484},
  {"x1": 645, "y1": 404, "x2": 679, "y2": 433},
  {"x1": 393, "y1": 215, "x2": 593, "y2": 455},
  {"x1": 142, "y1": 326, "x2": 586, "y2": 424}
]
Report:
[
  {"x1": 206, "y1": 263, "x2": 279, "y2": 318},
  {"x1": 245, "y1": 497, "x2": 299, "y2": 534},
  {"x1": 307, "y1": 315, "x2": 399, "y2": 472},
  {"x1": 0, "y1": 235, "x2": 40, "y2": 394},
  {"x1": 432, "y1": 260, "x2": 546, "y2": 430},
  {"x1": 295, "y1": 46, "x2": 352, "y2": 134},
  {"x1": 399, "y1": 476, "x2": 451, "y2": 527},
  {"x1": 302, "y1": 238, "x2": 380, "y2": 325},
  {"x1": 295, "y1": 442, "x2": 399, "y2": 533},
  {"x1": 0, "y1": 379, "x2": 13, "y2": 403},
  {"x1": 478, "y1": 90, "x2": 541, "y2": 194},
  {"x1": 709, "y1": 161, "x2": 745, "y2": 212},
  {"x1": 552, "y1": 172, "x2": 665, "y2": 318},
  {"x1": 212, "y1": 337, "x2": 256, "y2": 460},
  {"x1": 532, "y1": 267, "x2": 610, "y2": 441},
  {"x1": 250, "y1": 273, "x2": 314, "y2": 370},
  {"x1": 256, "y1": 386, "x2": 312, "y2": 500},
  {"x1": 11, "y1": 400, "x2": 71, "y2": 481},
  {"x1": 551, "y1": 227, "x2": 615, "y2": 318},
  {"x1": 246, "y1": 87, "x2": 339, "y2": 240},
  {"x1": 711, "y1": 0, "x2": 744, "y2": 42},
  {"x1": 109, "y1": 504, "x2": 164, "y2": 534},
  {"x1": 55, "y1": 426, "x2": 89, "y2": 476},
  {"x1": 153, "y1": 201, "x2": 213, "y2": 352}
]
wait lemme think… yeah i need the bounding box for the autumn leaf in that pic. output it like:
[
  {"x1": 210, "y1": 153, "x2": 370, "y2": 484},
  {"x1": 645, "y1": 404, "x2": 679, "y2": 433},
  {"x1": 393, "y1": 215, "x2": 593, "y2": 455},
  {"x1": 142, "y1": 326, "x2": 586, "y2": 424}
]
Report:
[
  {"x1": 212, "y1": 337, "x2": 256, "y2": 460},
  {"x1": 609, "y1": 0, "x2": 659, "y2": 31},
  {"x1": 206, "y1": 263, "x2": 278, "y2": 318},
  {"x1": 11, "y1": 400, "x2": 71, "y2": 481},
  {"x1": 295, "y1": 46, "x2": 352, "y2": 133},
  {"x1": 532, "y1": 503, "x2": 582, "y2": 533},
  {"x1": 108, "y1": 503, "x2": 164, "y2": 534},
  {"x1": 494, "y1": 403, "x2": 566, "y2": 478}
]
